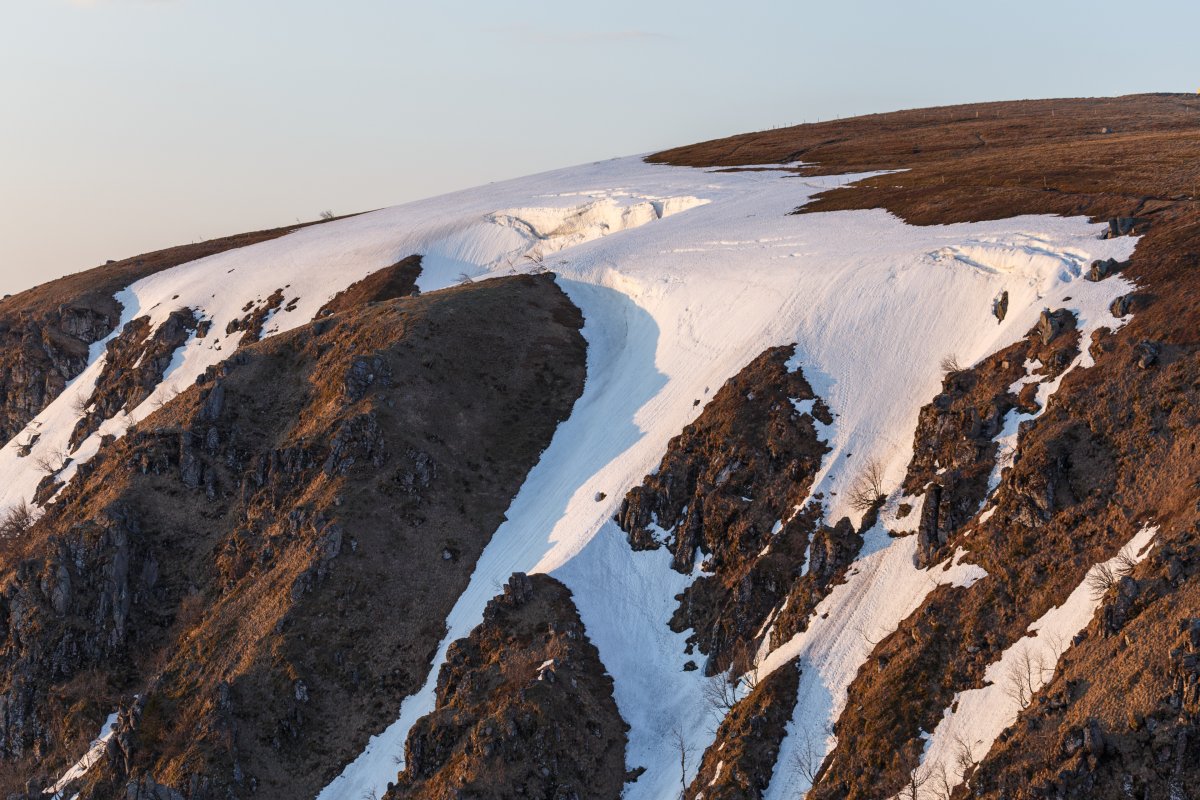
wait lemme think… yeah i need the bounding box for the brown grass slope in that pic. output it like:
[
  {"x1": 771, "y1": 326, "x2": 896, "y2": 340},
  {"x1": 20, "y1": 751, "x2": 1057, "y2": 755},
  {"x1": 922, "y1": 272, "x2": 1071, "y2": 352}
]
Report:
[
  {"x1": 654, "y1": 93, "x2": 1200, "y2": 798},
  {"x1": 0, "y1": 273, "x2": 586, "y2": 799}
]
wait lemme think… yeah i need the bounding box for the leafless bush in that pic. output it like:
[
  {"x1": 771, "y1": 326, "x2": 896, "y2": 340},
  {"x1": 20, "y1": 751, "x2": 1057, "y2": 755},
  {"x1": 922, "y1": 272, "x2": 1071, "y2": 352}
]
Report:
[
  {"x1": 70, "y1": 392, "x2": 91, "y2": 415},
  {"x1": 928, "y1": 762, "x2": 953, "y2": 800},
  {"x1": 702, "y1": 673, "x2": 739, "y2": 714},
  {"x1": 34, "y1": 447, "x2": 67, "y2": 476},
  {"x1": 847, "y1": 457, "x2": 886, "y2": 512},
  {"x1": 457, "y1": 272, "x2": 474, "y2": 285},
  {"x1": 940, "y1": 353, "x2": 963, "y2": 374},
  {"x1": 1003, "y1": 645, "x2": 1049, "y2": 710},
  {"x1": 952, "y1": 731, "x2": 980, "y2": 783},
  {"x1": 318, "y1": 210, "x2": 335, "y2": 220},
  {"x1": 1085, "y1": 562, "x2": 1117, "y2": 601},
  {"x1": 896, "y1": 763, "x2": 932, "y2": 800},
  {"x1": 669, "y1": 724, "x2": 692, "y2": 800},
  {"x1": 1113, "y1": 546, "x2": 1138, "y2": 576},
  {"x1": 789, "y1": 728, "x2": 825, "y2": 785},
  {"x1": 0, "y1": 500, "x2": 36, "y2": 539}
]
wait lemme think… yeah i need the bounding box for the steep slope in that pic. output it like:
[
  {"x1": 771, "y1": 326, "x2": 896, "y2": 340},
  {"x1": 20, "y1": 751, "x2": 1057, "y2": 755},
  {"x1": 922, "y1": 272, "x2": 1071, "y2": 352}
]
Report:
[
  {"x1": 656, "y1": 93, "x2": 1200, "y2": 799},
  {"x1": 0, "y1": 274, "x2": 585, "y2": 798},
  {"x1": 4, "y1": 93, "x2": 1199, "y2": 800}
]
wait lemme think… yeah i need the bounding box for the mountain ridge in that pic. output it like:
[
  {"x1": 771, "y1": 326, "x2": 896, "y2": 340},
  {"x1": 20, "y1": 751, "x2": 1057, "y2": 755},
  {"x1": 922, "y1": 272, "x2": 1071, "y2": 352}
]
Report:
[{"x1": 2, "y1": 93, "x2": 1198, "y2": 800}]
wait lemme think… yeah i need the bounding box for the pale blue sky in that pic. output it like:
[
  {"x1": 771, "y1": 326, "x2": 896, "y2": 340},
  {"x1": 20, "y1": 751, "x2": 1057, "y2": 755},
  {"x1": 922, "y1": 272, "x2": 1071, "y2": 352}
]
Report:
[{"x1": 1, "y1": 0, "x2": 1197, "y2": 295}]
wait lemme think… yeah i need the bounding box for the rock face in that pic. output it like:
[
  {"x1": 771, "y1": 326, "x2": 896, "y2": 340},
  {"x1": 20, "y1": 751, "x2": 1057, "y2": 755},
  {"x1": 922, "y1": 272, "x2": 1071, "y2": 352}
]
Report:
[
  {"x1": 0, "y1": 223, "x2": 314, "y2": 449},
  {"x1": 904, "y1": 310, "x2": 1081, "y2": 568},
  {"x1": 0, "y1": 274, "x2": 587, "y2": 799},
  {"x1": 70, "y1": 309, "x2": 198, "y2": 447},
  {"x1": 0, "y1": 296, "x2": 118, "y2": 448},
  {"x1": 616, "y1": 346, "x2": 834, "y2": 676},
  {"x1": 387, "y1": 573, "x2": 627, "y2": 800},
  {"x1": 685, "y1": 660, "x2": 800, "y2": 800}
]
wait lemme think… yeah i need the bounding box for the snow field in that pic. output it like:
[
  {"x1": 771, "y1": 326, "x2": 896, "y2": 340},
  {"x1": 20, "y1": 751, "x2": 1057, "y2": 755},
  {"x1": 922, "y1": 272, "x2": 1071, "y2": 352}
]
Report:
[{"x1": 0, "y1": 155, "x2": 1137, "y2": 800}]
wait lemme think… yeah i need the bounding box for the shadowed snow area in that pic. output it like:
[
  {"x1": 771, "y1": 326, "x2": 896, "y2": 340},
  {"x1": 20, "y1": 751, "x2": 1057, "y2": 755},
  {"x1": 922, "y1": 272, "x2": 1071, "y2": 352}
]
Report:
[{"x1": 1, "y1": 156, "x2": 1137, "y2": 800}]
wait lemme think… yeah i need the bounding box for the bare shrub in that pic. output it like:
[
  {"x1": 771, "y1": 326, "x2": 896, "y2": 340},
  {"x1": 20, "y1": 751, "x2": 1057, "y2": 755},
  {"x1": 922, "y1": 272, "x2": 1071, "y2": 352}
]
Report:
[
  {"x1": 702, "y1": 673, "x2": 739, "y2": 714},
  {"x1": 1113, "y1": 546, "x2": 1138, "y2": 576},
  {"x1": 318, "y1": 210, "x2": 335, "y2": 220},
  {"x1": 789, "y1": 728, "x2": 825, "y2": 785},
  {"x1": 70, "y1": 392, "x2": 91, "y2": 415},
  {"x1": 1085, "y1": 562, "x2": 1117, "y2": 601},
  {"x1": 952, "y1": 731, "x2": 980, "y2": 781},
  {"x1": 847, "y1": 457, "x2": 886, "y2": 512},
  {"x1": 457, "y1": 272, "x2": 474, "y2": 285},
  {"x1": 940, "y1": 353, "x2": 963, "y2": 374},
  {"x1": 896, "y1": 763, "x2": 932, "y2": 800},
  {"x1": 1003, "y1": 645, "x2": 1048, "y2": 710},
  {"x1": 669, "y1": 724, "x2": 692, "y2": 800},
  {"x1": 34, "y1": 447, "x2": 67, "y2": 476},
  {"x1": 0, "y1": 500, "x2": 36, "y2": 539},
  {"x1": 928, "y1": 762, "x2": 953, "y2": 800}
]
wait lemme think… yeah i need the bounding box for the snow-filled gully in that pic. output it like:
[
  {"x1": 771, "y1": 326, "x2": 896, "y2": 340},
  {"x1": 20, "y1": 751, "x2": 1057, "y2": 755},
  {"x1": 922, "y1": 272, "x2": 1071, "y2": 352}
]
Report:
[
  {"x1": 905, "y1": 525, "x2": 1159, "y2": 800},
  {"x1": 2, "y1": 157, "x2": 1138, "y2": 800}
]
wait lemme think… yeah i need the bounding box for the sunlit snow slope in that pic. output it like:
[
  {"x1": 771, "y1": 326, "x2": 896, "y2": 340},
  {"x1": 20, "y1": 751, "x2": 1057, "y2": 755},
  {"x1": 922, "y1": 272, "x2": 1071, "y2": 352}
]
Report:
[{"x1": 2, "y1": 156, "x2": 1136, "y2": 800}]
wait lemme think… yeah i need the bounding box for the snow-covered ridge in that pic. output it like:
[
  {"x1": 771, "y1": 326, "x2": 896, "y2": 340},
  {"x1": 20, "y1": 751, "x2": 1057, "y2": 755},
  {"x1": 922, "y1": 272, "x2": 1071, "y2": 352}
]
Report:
[{"x1": 0, "y1": 155, "x2": 1137, "y2": 800}]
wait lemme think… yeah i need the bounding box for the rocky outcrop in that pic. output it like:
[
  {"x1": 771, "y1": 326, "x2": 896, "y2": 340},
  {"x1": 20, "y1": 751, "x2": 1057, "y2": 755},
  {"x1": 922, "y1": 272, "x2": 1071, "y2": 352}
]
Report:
[
  {"x1": 686, "y1": 659, "x2": 800, "y2": 800},
  {"x1": 0, "y1": 274, "x2": 587, "y2": 799},
  {"x1": 0, "y1": 223, "x2": 314, "y2": 449},
  {"x1": 70, "y1": 309, "x2": 197, "y2": 447},
  {"x1": 388, "y1": 573, "x2": 627, "y2": 800},
  {"x1": 616, "y1": 346, "x2": 833, "y2": 675},
  {"x1": 904, "y1": 309, "x2": 1081, "y2": 567},
  {"x1": 318, "y1": 255, "x2": 422, "y2": 317},
  {"x1": 224, "y1": 288, "x2": 284, "y2": 343},
  {"x1": 0, "y1": 298, "x2": 118, "y2": 448}
]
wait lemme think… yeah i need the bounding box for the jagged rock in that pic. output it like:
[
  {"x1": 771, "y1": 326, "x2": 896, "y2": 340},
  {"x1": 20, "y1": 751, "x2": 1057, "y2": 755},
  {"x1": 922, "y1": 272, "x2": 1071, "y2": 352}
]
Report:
[
  {"x1": 1037, "y1": 308, "x2": 1072, "y2": 345},
  {"x1": 1110, "y1": 293, "x2": 1133, "y2": 317},
  {"x1": 1083, "y1": 718, "x2": 1107, "y2": 757},
  {"x1": 1087, "y1": 257, "x2": 1123, "y2": 282},
  {"x1": 343, "y1": 355, "x2": 391, "y2": 402},
  {"x1": 993, "y1": 290, "x2": 1009, "y2": 322},
  {"x1": 1134, "y1": 340, "x2": 1160, "y2": 369},
  {"x1": 1103, "y1": 217, "x2": 1146, "y2": 238},
  {"x1": 504, "y1": 572, "x2": 535, "y2": 607},
  {"x1": 391, "y1": 574, "x2": 626, "y2": 800}
]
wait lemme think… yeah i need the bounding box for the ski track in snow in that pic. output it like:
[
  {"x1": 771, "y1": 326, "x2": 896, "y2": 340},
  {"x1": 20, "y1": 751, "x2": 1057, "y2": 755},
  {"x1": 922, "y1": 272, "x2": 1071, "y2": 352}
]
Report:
[{"x1": 0, "y1": 156, "x2": 1137, "y2": 800}]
